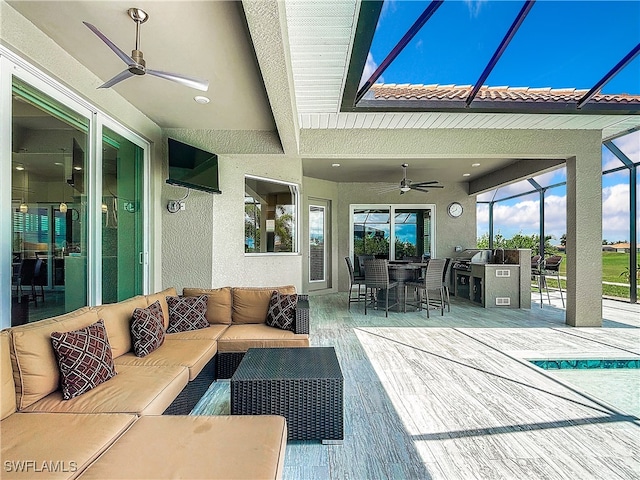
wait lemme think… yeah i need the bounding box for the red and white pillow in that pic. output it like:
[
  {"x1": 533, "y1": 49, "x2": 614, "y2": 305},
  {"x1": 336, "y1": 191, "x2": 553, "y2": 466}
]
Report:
[
  {"x1": 131, "y1": 300, "x2": 165, "y2": 357},
  {"x1": 166, "y1": 295, "x2": 209, "y2": 333},
  {"x1": 51, "y1": 319, "x2": 116, "y2": 400},
  {"x1": 266, "y1": 291, "x2": 297, "y2": 331}
]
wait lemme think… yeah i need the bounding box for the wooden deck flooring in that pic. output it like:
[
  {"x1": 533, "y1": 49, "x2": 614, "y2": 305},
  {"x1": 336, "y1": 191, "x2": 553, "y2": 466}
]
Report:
[{"x1": 192, "y1": 295, "x2": 640, "y2": 479}]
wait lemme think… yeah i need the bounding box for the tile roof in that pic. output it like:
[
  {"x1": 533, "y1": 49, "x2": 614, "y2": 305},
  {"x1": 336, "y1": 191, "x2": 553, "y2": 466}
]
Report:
[{"x1": 370, "y1": 84, "x2": 640, "y2": 104}]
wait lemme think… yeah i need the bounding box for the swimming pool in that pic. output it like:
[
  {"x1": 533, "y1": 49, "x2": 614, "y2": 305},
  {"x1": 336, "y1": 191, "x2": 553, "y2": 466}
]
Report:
[
  {"x1": 530, "y1": 358, "x2": 640, "y2": 417},
  {"x1": 530, "y1": 358, "x2": 639, "y2": 370}
]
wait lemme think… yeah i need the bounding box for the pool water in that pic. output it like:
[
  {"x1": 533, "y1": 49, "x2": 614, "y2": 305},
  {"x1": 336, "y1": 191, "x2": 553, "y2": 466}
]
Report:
[
  {"x1": 531, "y1": 359, "x2": 639, "y2": 370},
  {"x1": 531, "y1": 359, "x2": 640, "y2": 417}
]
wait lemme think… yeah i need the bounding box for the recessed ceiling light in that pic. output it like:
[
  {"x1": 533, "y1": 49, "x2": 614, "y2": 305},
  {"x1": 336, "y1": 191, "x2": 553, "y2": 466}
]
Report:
[
  {"x1": 54, "y1": 162, "x2": 63, "y2": 166},
  {"x1": 194, "y1": 96, "x2": 210, "y2": 104},
  {"x1": 331, "y1": 163, "x2": 340, "y2": 167},
  {"x1": 462, "y1": 173, "x2": 471, "y2": 177},
  {"x1": 73, "y1": 166, "x2": 82, "y2": 171},
  {"x1": 471, "y1": 163, "x2": 480, "y2": 167},
  {"x1": 15, "y1": 165, "x2": 24, "y2": 171}
]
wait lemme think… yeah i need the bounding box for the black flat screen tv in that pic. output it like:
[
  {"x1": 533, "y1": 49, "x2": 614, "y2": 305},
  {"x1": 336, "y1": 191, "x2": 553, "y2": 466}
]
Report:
[{"x1": 166, "y1": 138, "x2": 221, "y2": 194}]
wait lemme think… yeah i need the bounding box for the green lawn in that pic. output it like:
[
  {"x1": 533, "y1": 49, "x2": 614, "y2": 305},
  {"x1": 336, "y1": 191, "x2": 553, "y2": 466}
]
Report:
[{"x1": 532, "y1": 251, "x2": 637, "y2": 300}]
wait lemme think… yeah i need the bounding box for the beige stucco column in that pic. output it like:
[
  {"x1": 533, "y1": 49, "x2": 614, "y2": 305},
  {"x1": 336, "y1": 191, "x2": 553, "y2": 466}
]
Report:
[{"x1": 565, "y1": 140, "x2": 603, "y2": 327}]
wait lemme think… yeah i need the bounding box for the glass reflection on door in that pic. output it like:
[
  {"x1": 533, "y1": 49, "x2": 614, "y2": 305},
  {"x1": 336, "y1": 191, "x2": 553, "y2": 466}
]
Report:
[
  {"x1": 394, "y1": 209, "x2": 431, "y2": 260},
  {"x1": 101, "y1": 127, "x2": 144, "y2": 303},
  {"x1": 309, "y1": 205, "x2": 325, "y2": 282},
  {"x1": 11, "y1": 77, "x2": 88, "y2": 324}
]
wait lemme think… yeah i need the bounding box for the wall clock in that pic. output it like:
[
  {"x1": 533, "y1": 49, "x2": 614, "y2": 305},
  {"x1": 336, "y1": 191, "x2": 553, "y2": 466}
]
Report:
[{"x1": 447, "y1": 202, "x2": 463, "y2": 218}]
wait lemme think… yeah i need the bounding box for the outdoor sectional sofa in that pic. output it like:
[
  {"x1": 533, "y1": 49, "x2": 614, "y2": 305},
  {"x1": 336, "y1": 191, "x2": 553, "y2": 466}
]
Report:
[{"x1": 0, "y1": 285, "x2": 309, "y2": 479}]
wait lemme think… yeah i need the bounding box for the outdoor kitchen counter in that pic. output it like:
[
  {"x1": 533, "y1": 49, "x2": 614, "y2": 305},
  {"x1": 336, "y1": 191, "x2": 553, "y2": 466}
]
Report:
[{"x1": 453, "y1": 249, "x2": 531, "y2": 309}]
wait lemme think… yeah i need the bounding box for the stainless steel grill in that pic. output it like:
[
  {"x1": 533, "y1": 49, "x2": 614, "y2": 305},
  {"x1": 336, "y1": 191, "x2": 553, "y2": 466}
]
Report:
[{"x1": 452, "y1": 249, "x2": 492, "y2": 271}]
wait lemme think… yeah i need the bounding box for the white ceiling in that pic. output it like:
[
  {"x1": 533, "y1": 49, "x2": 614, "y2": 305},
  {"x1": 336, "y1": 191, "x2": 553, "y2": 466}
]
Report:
[{"x1": 6, "y1": 0, "x2": 639, "y2": 185}]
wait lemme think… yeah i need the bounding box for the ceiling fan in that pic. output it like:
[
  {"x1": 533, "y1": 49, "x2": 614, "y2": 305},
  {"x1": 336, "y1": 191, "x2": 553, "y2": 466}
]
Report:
[
  {"x1": 397, "y1": 163, "x2": 444, "y2": 194},
  {"x1": 83, "y1": 8, "x2": 209, "y2": 92}
]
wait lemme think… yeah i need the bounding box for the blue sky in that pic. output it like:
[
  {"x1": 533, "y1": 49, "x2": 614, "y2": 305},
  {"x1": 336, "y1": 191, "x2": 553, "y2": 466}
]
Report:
[{"x1": 363, "y1": 0, "x2": 640, "y2": 244}]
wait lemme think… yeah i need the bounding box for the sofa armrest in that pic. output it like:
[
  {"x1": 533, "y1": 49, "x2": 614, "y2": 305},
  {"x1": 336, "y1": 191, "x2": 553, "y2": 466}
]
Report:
[{"x1": 294, "y1": 294, "x2": 309, "y2": 334}]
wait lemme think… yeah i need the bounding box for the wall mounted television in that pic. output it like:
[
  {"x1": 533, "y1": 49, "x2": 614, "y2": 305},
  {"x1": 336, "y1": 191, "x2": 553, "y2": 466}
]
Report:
[{"x1": 166, "y1": 138, "x2": 221, "y2": 194}]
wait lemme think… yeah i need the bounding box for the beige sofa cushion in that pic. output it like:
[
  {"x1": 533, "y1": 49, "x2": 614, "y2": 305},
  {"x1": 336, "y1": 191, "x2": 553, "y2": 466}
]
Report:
[
  {"x1": 217, "y1": 324, "x2": 309, "y2": 353},
  {"x1": 10, "y1": 307, "x2": 100, "y2": 410},
  {"x1": 79, "y1": 415, "x2": 287, "y2": 480},
  {"x1": 232, "y1": 286, "x2": 296, "y2": 324},
  {"x1": 182, "y1": 287, "x2": 232, "y2": 324},
  {"x1": 21, "y1": 364, "x2": 188, "y2": 416},
  {"x1": 1, "y1": 331, "x2": 16, "y2": 420},
  {"x1": 114, "y1": 339, "x2": 216, "y2": 381},
  {"x1": 93, "y1": 295, "x2": 147, "y2": 358},
  {"x1": 166, "y1": 324, "x2": 228, "y2": 341},
  {"x1": 145, "y1": 287, "x2": 177, "y2": 328},
  {"x1": 1, "y1": 412, "x2": 136, "y2": 480}
]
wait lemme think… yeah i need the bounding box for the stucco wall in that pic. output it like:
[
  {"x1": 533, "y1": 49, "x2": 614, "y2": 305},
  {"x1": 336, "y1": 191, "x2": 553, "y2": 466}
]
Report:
[{"x1": 162, "y1": 152, "x2": 304, "y2": 292}]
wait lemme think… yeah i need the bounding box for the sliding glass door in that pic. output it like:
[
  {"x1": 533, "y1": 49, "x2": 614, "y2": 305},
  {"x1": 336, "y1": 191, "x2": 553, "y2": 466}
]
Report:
[
  {"x1": 10, "y1": 77, "x2": 90, "y2": 320},
  {"x1": 350, "y1": 204, "x2": 435, "y2": 274},
  {"x1": 101, "y1": 126, "x2": 144, "y2": 303},
  {"x1": 2, "y1": 50, "x2": 149, "y2": 328}
]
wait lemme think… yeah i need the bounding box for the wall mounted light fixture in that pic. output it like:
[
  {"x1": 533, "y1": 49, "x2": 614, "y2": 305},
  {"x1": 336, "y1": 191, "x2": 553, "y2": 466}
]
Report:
[{"x1": 167, "y1": 188, "x2": 190, "y2": 213}]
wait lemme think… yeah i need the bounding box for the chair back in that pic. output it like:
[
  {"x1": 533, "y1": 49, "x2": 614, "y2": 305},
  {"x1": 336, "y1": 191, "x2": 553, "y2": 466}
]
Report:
[
  {"x1": 357, "y1": 254, "x2": 374, "y2": 276},
  {"x1": 442, "y1": 258, "x2": 452, "y2": 284},
  {"x1": 364, "y1": 259, "x2": 390, "y2": 288},
  {"x1": 345, "y1": 256, "x2": 356, "y2": 283},
  {"x1": 544, "y1": 255, "x2": 562, "y2": 272},
  {"x1": 423, "y1": 258, "x2": 446, "y2": 289},
  {"x1": 33, "y1": 259, "x2": 47, "y2": 286},
  {"x1": 531, "y1": 255, "x2": 542, "y2": 273},
  {"x1": 20, "y1": 259, "x2": 37, "y2": 284}
]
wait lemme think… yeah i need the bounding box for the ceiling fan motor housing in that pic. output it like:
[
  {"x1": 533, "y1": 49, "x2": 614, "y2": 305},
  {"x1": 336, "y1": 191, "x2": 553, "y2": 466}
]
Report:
[{"x1": 129, "y1": 50, "x2": 146, "y2": 75}]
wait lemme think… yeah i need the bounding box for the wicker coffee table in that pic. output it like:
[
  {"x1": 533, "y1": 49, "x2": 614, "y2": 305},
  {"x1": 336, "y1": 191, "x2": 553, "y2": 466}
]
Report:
[{"x1": 231, "y1": 347, "x2": 343, "y2": 443}]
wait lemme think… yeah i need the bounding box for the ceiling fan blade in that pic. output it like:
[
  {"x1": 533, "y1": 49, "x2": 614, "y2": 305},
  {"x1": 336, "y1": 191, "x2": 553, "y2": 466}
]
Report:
[
  {"x1": 412, "y1": 180, "x2": 441, "y2": 186},
  {"x1": 410, "y1": 187, "x2": 432, "y2": 193},
  {"x1": 146, "y1": 69, "x2": 209, "y2": 92},
  {"x1": 99, "y1": 69, "x2": 135, "y2": 89},
  {"x1": 83, "y1": 22, "x2": 135, "y2": 66}
]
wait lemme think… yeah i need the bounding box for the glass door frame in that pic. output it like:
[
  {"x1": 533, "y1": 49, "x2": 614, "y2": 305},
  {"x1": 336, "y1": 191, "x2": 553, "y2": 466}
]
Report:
[
  {"x1": 349, "y1": 203, "x2": 437, "y2": 263},
  {"x1": 96, "y1": 116, "x2": 151, "y2": 303},
  {"x1": 308, "y1": 200, "x2": 331, "y2": 290},
  {"x1": 309, "y1": 204, "x2": 326, "y2": 284},
  {"x1": 1, "y1": 46, "x2": 150, "y2": 328}
]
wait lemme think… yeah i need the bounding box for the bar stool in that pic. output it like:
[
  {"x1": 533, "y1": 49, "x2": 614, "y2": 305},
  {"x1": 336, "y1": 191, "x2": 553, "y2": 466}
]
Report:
[{"x1": 543, "y1": 255, "x2": 565, "y2": 308}]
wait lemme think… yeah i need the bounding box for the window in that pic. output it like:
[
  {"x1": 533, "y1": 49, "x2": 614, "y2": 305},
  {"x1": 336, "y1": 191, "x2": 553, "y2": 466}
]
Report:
[
  {"x1": 3, "y1": 49, "x2": 149, "y2": 328},
  {"x1": 244, "y1": 176, "x2": 298, "y2": 254},
  {"x1": 350, "y1": 204, "x2": 435, "y2": 274}
]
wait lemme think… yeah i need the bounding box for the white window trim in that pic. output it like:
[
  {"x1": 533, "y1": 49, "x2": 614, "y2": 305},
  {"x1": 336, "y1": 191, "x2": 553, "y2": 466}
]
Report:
[
  {"x1": 349, "y1": 203, "x2": 437, "y2": 262},
  {"x1": 309, "y1": 204, "x2": 326, "y2": 283},
  {"x1": 244, "y1": 175, "x2": 300, "y2": 256}
]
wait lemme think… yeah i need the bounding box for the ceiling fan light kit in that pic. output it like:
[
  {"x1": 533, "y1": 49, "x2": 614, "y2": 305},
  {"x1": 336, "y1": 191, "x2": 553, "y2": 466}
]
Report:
[{"x1": 84, "y1": 7, "x2": 209, "y2": 92}]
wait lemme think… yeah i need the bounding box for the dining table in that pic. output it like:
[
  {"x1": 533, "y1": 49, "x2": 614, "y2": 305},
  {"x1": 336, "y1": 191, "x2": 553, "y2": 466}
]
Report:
[{"x1": 384, "y1": 261, "x2": 427, "y2": 311}]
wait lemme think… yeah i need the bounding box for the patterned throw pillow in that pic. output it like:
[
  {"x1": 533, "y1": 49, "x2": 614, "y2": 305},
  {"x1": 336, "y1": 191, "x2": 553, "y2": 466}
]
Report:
[
  {"x1": 266, "y1": 291, "x2": 298, "y2": 331},
  {"x1": 51, "y1": 319, "x2": 117, "y2": 400},
  {"x1": 131, "y1": 300, "x2": 165, "y2": 357},
  {"x1": 166, "y1": 295, "x2": 209, "y2": 333}
]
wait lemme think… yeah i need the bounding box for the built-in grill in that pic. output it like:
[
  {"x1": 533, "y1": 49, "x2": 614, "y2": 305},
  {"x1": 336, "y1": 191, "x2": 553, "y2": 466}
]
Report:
[{"x1": 452, "y1": 249, "x2": 492, "y2": 272}]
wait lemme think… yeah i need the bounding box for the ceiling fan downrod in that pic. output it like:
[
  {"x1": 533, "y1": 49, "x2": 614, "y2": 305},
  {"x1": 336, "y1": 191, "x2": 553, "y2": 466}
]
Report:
[{"x1": 128, "y1": 8, "x2": 148, "y2": 75}]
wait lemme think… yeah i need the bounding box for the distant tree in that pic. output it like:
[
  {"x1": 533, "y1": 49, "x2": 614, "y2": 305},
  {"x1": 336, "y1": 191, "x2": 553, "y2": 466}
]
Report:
[
  {"x1": 476, "y1": 231, "x2": 556, "y2": 255},
  {"x1": 603, "y1": 239, "x2": 608, "y2": 245}
]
